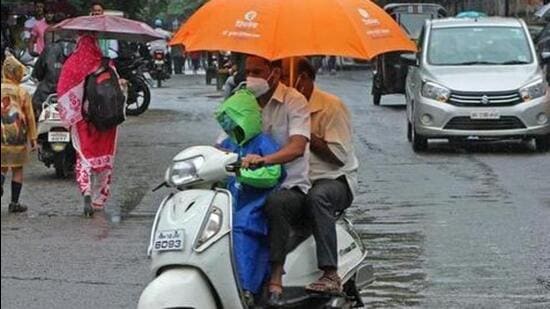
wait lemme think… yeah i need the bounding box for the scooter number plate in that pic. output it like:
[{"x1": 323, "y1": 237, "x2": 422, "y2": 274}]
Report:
[
  {"x1": 48, "y1": 132, "x2": 70, "y2": 142},
  {"x1": 153, "y1": 229, "x2": 184, "y2": 252},
  {"x1": 154, "y1": 60, "x2": 164, "y2": 65}
]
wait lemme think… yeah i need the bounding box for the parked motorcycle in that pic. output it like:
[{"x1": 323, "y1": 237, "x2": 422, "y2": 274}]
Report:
[
  {"x1": 36, "y1": 94, "x2": 75, "y2": 178},
  {"x1": 150, "y1": 49, "x2": 170, "y2": 88},
  {"x1": 137, "y1": 146, "x2": 373, "y2": 309},
  {"x1": 115, "y1": 55, "x2": 151, "y2": 116}
]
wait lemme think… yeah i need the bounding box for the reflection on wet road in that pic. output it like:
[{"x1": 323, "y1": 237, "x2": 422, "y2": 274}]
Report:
[{"x1": 319, "y1": 72, "x2": 550, "y2": 308}]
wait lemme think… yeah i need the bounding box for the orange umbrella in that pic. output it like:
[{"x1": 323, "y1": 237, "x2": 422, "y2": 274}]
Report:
[{"x1": 171, "y1": 0, "x2": 416, "y2": 60}]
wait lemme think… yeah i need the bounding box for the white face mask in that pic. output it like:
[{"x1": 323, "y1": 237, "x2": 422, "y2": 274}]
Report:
[{"x1": 246, "y1": 76, "x2": 270, "y2": 98}]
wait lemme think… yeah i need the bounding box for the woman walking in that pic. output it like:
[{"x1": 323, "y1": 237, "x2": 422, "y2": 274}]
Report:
[
  {"x1": 1, "y1": 55, "x2": 37, "y2": 212},
  {"x1": 57, "y1": 34, "x2": 118, "y2": 217}
]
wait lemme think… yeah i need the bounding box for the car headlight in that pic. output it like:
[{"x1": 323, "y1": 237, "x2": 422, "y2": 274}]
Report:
[
  {"x1": 166, "y1": 156, "x2": 204, "y2": 187},
  {"x1": 195, "y1": 206, "x2": 223, "y2": 249},
  {"x1": 520, "y1": 79, "x2": 548, "y2": 101},
  {"x1": 421, "y1": 81, "x2": 451, "y2": 102}
]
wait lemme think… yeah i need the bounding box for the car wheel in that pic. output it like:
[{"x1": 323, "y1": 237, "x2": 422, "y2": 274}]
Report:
[
  {"x1": 373, "y1": 92, "x2": 381, "y2": 106},
  {"x1": 372, "y1": 74, "x2": 382, "y2": 106},
  {"x1": 407, "y1": 120, "x2": 412, "y2": 142},
  {"x1": 412, "y1": 125, "x2": 428, "y2": 152},
  {"x1": 535, "y1": 134, "x2": 550, "y2": 152}
]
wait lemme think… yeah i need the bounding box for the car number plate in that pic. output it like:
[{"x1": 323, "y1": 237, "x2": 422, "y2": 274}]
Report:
[
  {"x1": 153, "y1": 229, "x2": 184, "y2": 252},
  {"x1": 48, "y1": 131, "x2": 70, "y2": 142},
  {"x1": 470, "y1": 111, "x2": 500, "y2": 120}
]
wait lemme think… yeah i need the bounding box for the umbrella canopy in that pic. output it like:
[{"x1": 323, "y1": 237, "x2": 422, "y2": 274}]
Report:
[
  {"x1": 171, "y1": 0, "x2": 416, "y2": 60},
  {"x1": 48, "y1": 15, "x2": 165, "y2": 42}
]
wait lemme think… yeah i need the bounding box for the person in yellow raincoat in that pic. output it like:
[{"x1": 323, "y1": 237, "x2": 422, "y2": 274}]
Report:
[{"x1": 1, "y1": 55, "x2": 37, "y2": 213}]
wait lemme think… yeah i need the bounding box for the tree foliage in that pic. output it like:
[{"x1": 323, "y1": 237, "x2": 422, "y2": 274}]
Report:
[{"x1": 65, "y1": 0, "x2": 205, "y2": 22}]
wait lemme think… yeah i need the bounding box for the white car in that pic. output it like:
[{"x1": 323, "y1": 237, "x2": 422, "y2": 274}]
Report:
[{"x1": 404, "y1": 17, "x2": 550, "y2": 151}]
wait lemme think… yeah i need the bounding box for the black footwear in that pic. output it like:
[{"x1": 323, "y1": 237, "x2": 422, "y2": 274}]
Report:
[
  {"x1": 8, "y1": 202, "x2": 28, "y2": 213},
  {"x1": 83, "y1": 195, "x2": 94, "y2": 217}
]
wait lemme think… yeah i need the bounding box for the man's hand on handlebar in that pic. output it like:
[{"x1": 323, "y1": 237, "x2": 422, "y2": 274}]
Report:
[{"x1": 241, "y1": 154, "x2": 266, "y2": 169}]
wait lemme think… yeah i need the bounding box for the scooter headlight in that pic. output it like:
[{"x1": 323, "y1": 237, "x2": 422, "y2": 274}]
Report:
[
  {"x1": 195, "y1": 206, "x2": 223, "y2": 249},
  {"x1": 520, "y1": 79, "x2": 547, "y2": 101},
  {"x1": 421, "y1": 81, "x2": 451, "y2": 102},
  {"x1": 166, "y1": 156, "x2": 204, "y2": 187}
]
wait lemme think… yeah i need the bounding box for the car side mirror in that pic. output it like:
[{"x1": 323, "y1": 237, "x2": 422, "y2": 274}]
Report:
[
  {"x1": 541, "y1": 52, "x2": 550, "y2": 63},
  {"x1": 401, "y1": 53, "x2": 418, "y2": 67}
]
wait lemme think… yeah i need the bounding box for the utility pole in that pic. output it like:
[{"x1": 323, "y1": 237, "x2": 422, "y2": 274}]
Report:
[{"x1": 505, "y1": 0, "x2": 510, "y2": 16}]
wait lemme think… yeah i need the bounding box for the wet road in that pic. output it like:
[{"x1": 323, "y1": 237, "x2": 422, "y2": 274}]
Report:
[
  {"x1": 334, "y1": 73, "x2": 550, "y2": 308},
  {"x1": 1, "y1": 71, "x2": 549, "y2": 308}
]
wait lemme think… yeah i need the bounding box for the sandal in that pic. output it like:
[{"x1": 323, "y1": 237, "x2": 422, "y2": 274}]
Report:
[
  {"x1": 305, "y1": 273, "x2": 343, "y2": 294},
  {"x1": 266, "y1": 282, "x2": 283, "y2": 307}
]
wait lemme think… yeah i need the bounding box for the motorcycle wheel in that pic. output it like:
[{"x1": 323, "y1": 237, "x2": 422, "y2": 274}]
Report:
[
  {"x1": 126, "y1": 78, "x2": 151, "y2": 116},
  {"x1": 54, "y1": 147, "x2": 75, "y2": 178}
]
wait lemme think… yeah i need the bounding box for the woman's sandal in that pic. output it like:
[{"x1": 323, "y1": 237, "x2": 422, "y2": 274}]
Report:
[{"x1": 305, "y1": 274, "x2": 343, "y2": 294}]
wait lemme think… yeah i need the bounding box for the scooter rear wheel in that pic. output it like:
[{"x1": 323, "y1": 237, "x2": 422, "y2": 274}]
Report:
[{"x1": 54, "y1": 148, "x2": 75, "y2": 178}]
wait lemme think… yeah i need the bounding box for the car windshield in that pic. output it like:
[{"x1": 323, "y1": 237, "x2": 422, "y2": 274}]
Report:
[
  {"x1": 398, "y1": 13, "x2": 433, "y2": 39},
  {"x1": 428, "y1": 26, "x2": 533, "y2": 65}
]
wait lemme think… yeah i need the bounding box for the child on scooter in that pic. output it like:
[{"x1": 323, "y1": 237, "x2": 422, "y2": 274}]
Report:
[{"x1": 216, "y1": 89, "x2": 284, "y2": 302}]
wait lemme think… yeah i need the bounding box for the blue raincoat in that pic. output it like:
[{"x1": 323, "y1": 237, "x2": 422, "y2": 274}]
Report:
[
  {"x1": 220, "y1": 134, "x2": 282, "y2": 294},
  {"x1": 216, "y1": 89, "x2": 284, "y2": 294}
]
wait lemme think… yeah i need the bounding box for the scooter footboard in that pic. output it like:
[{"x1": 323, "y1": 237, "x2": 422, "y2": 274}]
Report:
[{"x1": 137, "y1": 268, "x2": 217, "y2": 309}]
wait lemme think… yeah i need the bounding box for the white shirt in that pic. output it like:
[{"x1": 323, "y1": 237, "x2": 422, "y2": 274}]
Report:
[
  {"x1": 215, "y1": 83, "x2": 311, "y2": 193},
  {"x1": 262, "y1": 83, "x2": 311, "y2": 193},
  {"x1": 308, "y1": 87, "x2": 358, "y2": 198}
]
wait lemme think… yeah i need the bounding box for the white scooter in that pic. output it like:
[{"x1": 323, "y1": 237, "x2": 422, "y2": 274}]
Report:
[
  {"x1": 138, "y1": 146, "x2": 373, "y2": 308},
  {"x1": 36, "y1": 94, "x2": 75, "y2": 178}
]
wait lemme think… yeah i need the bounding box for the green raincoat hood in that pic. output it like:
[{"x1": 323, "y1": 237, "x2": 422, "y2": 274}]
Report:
[{"x1": 216, "y1": 89, "x2": 262, "y2": 146}]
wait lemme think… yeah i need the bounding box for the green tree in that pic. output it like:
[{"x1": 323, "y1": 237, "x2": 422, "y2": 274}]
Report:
[{"x1": 68, "y1": 0, "x2": 146, "y2": 19}]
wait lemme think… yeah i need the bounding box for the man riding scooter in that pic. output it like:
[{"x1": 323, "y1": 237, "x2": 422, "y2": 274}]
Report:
[
  {"x1": 240, "y1": 55, "x2": 312, "y2": 304},
  {"x1": 283, "y1": 58, "x2": 359, "y2": 294},
  {"x1": 148, "y1": 19, "x2": 172, "y2": 86}
]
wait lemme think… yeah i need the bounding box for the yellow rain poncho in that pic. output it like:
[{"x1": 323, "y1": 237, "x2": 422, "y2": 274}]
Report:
[{"x1": 1, "y1": 55, "x2": 37, "y2": 167}]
